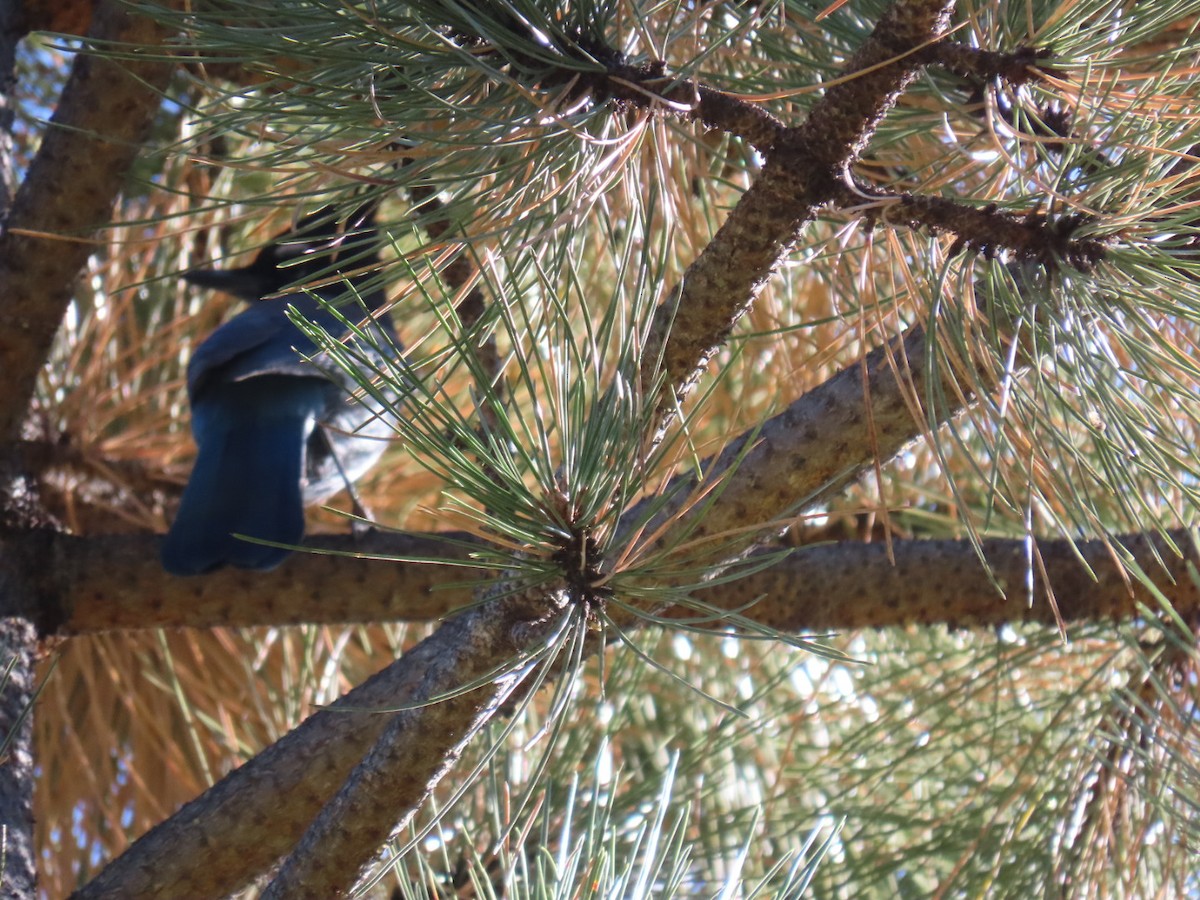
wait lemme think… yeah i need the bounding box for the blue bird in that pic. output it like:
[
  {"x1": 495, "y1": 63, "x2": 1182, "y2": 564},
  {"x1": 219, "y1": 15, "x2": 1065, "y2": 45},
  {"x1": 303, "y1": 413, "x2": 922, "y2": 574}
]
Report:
[{"x1": 161, "y1": 204, "x2": 398, "y2": 575}]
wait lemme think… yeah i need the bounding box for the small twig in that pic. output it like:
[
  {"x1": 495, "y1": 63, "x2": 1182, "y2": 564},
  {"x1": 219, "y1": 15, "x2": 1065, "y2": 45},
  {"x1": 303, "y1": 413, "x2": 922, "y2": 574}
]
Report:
[
  {"x1": 604, "y1": 68, "x2": 785, "y2": 153},
  {"x1": 927, "y1": 42, "x2": 1064, "y2": 85},
  {"x1": 828, "y1": 180, "x2": 1112, "y2": 270}
]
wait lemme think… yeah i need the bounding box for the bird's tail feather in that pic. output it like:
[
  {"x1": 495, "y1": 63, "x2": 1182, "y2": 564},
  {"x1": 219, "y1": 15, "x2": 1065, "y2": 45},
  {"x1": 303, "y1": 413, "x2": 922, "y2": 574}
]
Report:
[{"x1": 161, "y1": 400, "x2": 310, "y2": 575}]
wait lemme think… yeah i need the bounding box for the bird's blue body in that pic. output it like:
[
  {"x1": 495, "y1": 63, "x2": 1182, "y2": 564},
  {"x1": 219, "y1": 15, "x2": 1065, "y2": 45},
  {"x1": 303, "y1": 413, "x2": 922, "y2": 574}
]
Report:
[{"x1": 161, "y1": 205, "x2": 397, "y2": 575}]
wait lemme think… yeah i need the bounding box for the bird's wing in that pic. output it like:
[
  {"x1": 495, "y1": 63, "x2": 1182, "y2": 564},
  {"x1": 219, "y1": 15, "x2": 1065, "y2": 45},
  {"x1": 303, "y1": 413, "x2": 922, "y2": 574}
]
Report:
[{"x1": 187, "y1": 299, "x2": 326, "y2": 397}]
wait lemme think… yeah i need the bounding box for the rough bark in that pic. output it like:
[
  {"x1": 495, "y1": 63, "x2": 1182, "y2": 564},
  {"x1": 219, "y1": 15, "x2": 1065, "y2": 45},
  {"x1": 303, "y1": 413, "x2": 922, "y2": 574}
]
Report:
[
  {"x1": 0, "y1": 0, "x2": 178, "y2": 441},
  {"x1": 629, "y1": 326, "x2": 961, "y2": 559},
  {"x1": 261, "y1": 582, "x2": 568, "y2": 899},
  {"x1": 18, "y1": 526, "x2": 1200, "y2": 636},
  {"x1": 38, "y1": 530, "x2": 477, "y2": 635},
  {"x1": 72, "y1": 581, "x2": 569, "y2": 899},
  {"x1": 686, "y1": 531, "x2": 1200, "y2": 631},
  {"x1": 640, "y1": 0, "x2": 957, "y2": 415},
  {"x1": 0, "y1": 617, "x2": 37, "y2": 900}
]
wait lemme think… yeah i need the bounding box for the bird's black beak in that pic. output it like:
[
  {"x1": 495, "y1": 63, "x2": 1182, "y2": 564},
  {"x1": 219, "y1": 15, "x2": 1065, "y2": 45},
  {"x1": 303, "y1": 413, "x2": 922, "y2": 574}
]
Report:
[{"x1": 183, "y1": 265, "x2": 274, "y2": 301}]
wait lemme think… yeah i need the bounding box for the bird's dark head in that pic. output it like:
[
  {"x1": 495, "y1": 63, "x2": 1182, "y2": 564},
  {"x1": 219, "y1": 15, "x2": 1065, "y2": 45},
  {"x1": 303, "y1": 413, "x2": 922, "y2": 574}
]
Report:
[{"x1": 184, "y1": 202, "x2": 380, "y2": 302}]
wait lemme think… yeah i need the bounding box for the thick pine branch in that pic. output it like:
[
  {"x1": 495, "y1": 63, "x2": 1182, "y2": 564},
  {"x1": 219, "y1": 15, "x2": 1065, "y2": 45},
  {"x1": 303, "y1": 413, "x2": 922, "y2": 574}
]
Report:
[
  {"x1": 692, "y1": 531, "x2": 1200, "y2": 631},
  {"x1": 0, "y1": 0, "x2": 177, "y2": 441},
  {"x1": 74, "y1": 583, "x2": 567, "y2": 899},
  {"x1": 26, "y1": 524, "x2": 1200, "y2": 634},
  {"x1": 626, "y1": 326, "x2": 972, "y2": 562},
  {"x1": 261, "y1": 583, "x2": 569, "y2": 899},
  {"x1": 639, "y1": 0, "x2": 956, "y2": 416},
  {"x1": 23, "y1": 531, "x2": 475, "y2": 635}
]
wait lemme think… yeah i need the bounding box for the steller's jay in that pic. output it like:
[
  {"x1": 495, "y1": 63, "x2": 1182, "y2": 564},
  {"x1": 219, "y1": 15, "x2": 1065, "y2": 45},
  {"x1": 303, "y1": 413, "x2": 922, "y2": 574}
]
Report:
[{"x1": 161, "y1": 204, "x2": 398, "y2": 575}]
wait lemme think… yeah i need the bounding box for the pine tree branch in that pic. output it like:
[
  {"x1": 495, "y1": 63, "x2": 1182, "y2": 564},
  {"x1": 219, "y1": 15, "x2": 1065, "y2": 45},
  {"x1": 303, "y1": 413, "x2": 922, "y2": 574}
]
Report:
[
  {"x1": 61, "y1": 523, "x2": 1200, "y2": 895},
  {"x1": 603, "y1": 68, "x2": 785, "y2": 153},
  {"x1": 638, "y1": 0, "x2": 957, "y2": 422},
  {"x1": 926, "y1": 41, "x2": 1062, "y2": 85},
  {"x1": 407, "y1": 177, "x2": 506, "y2": 425},
  {"x1": 261, "y1": 581, "x2": 569, "y2": 899},
  {"x1": 0, "y1": 0, "x2": 178, "y2": 441},
  {"x1": 827, "y1": 181, "x2": 1111, "y2": 267},
  {"x1": 41, "y1": 531, "x2": 478, "y2": 635},
  {"x1": 0, "y1": 617, "x2": 38, "y2": 899},
  {"x1": 434, "y1": 1, "x2": 786, "y2": 152},
  {"x1": 31, "y1": 522, "x2": 1200, "y2": 635},
  {"x1": 73, "y1": 576, "x2": 570, "y2": 900},
  {"x1": 627, "y1": 325, "x2": 973, "y2": 564},
  {"x1": 690, "y1": 530, "x2": 1200, "y2": 631}
]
